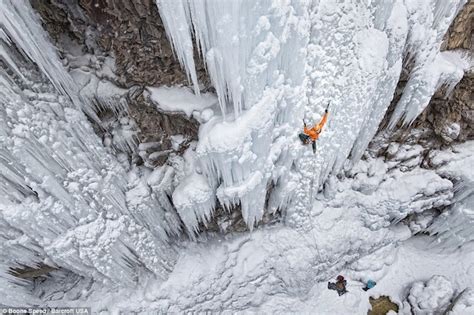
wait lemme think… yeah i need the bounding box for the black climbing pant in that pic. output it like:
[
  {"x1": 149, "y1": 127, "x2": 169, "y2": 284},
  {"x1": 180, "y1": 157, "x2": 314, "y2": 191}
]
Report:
[
  {"x1": 299, "y1": 133, "x2": 317, "y2": 154},
  {"x1": 299, "y1": 133, "x2": 310, "y2": 143}
]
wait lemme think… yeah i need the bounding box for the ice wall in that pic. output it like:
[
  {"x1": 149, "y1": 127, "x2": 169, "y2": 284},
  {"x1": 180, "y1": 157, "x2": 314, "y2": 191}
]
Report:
[
  {"x1": 428, "y1": 142, "x2": 474, "y2": 247},
  {"x1": 156, "y1": 0, "x2": 467, "y2": 229},
  {"x1": 0, "y1": 0, "x2": 97, "y2": 119},
  {"x1": 0, "y1": 1, "x2": 178, "y2": 287}
]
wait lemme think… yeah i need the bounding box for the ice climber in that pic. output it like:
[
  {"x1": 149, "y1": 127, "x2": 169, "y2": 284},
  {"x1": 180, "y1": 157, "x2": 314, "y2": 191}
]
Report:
[
  {"x1": 299, "y1": 103, "x2": 329, "y2": 153},
  {"x1": 328, "y1": 275, "x2": 348, "y2": 296}
]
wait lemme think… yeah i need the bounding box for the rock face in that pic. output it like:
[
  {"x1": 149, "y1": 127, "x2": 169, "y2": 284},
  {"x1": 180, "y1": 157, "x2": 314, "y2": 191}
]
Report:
[
  {"x1": 422, "y1": 72, "x2": 473, "y2": 144},
  {"x1": 33, "y1": 0, "x2": 207, "y2": 167},
  {"x1": 78, "y1": 0, "x2": 209, "y2": 87},
  {"x1": 373, "y1": 2, "x2": 472, "y2": 150},
  {"x1": 426, "y1": 0, "x2": 473, "y2": 144}
]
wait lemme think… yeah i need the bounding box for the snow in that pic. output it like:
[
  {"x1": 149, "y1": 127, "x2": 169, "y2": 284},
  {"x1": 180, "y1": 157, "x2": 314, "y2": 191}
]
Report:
[
  {"x1": 146, "y1": 85, "x2": 218, "y2": 118},
  {"x1": 0, "y1": 268, "x2": 40, "y2": 307},
  {"x1": 30, "y1": 225, "x2": 474, "y2": 314},
  {"x1": 172, "y1": 145, "x2": 216, "y2": 235},
  {"x1": 348, "y1": 236, "x2": 474, "y2": 315},
  {"x1": 427, "y1": 142, "x2": 474, "y2": 247}
]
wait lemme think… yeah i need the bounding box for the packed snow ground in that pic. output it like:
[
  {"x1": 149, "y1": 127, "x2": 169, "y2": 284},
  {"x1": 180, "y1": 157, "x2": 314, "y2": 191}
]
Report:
[
  {"x1": 157, "y1": 0, "x2": 469, "y2": 230},
  {"x1": 28, "y1": 141, "x2": 474, "y2": 313}
]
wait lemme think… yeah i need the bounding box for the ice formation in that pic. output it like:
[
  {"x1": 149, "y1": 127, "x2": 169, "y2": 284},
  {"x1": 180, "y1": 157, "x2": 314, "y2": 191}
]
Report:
[
  {"x1": 449, "y1": 289, "x2": 474, "y2": 314},
  {"x1": 428, "y1": 143, "x2": 474, "y2": 247},
  {"x1": 156, "y1": 0, "x2": 468, "y2": 229},
  {"x1": 407, "y1": 275, "x2": 455, "y2": 314},
  {"x1": 0, "y1": 0, "x2": 96, "y2": 119},
  {"x1": 0, "y1": 0, "x2": 471, "y2": 302},
  {"x1": 0, "y1": 0, "x2": 178, "y2": 286}
]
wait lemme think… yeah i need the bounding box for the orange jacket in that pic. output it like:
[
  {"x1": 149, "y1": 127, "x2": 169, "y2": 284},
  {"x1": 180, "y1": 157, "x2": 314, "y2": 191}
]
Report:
[{"x1": 304, "y1": 112, "x2": 328, "y2": 141}]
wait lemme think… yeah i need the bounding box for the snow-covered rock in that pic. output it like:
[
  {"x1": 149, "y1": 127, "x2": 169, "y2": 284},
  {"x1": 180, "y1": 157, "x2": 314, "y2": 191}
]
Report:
[{"x1": 157, "y1": 0, "x2": 468, "y2": 230}]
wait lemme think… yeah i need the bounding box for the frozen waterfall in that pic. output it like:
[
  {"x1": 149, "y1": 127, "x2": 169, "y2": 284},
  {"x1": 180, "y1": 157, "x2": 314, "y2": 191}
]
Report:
[{"x1": 0, "y1": 0, "x2": 469, "y2": 291}]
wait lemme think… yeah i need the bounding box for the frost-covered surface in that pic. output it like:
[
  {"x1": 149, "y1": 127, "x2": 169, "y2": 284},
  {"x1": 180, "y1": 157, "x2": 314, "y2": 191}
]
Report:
[
  {"x1": 28, "y1": 231, "x2": 474, "y2": 313},
  {"x1": 0, "y1": 0, "x2": 473, "y2": 311},
  {"x1": 353, "y1": 236, "x2": 474, "y2": 315},
  {"x1": 0, "y1": 268, "x2": 40, "y2": 307},
  {"x1": 449, "y1": 289, "x2": 474, "y2": 315},
  {"x1": 0, "y1": 0, "x2": 95, "y2": 119}
]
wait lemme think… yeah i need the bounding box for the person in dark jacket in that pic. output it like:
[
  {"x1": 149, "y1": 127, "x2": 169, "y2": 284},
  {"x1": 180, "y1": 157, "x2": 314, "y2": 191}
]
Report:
[{"x1": 328, "y1": 275, "x2": 348, "y2": 296}]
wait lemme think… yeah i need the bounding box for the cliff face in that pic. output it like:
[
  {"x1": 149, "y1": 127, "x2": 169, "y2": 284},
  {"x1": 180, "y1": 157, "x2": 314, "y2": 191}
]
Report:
[
  {"x1": 34, "y1": 0, "x2": 472, "y2": 150},
  {"x1": 443, "y1": 0, "x2": 472, "y2": 51},
  {"x1": 412, "y1": 1, "x2": 473, "y2": 145},
  {"x1": 1, "y1": 1, "x2": 472, "y2": 303},
  {"x1": 33, "y1": 0, "x2": 209, "y2": 167}
]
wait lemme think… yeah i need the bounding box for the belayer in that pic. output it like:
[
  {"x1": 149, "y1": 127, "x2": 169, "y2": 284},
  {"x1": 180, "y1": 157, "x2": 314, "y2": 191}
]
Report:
[{"x1": 299, "y1": 103, "x2": 330, "y2": 153}]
